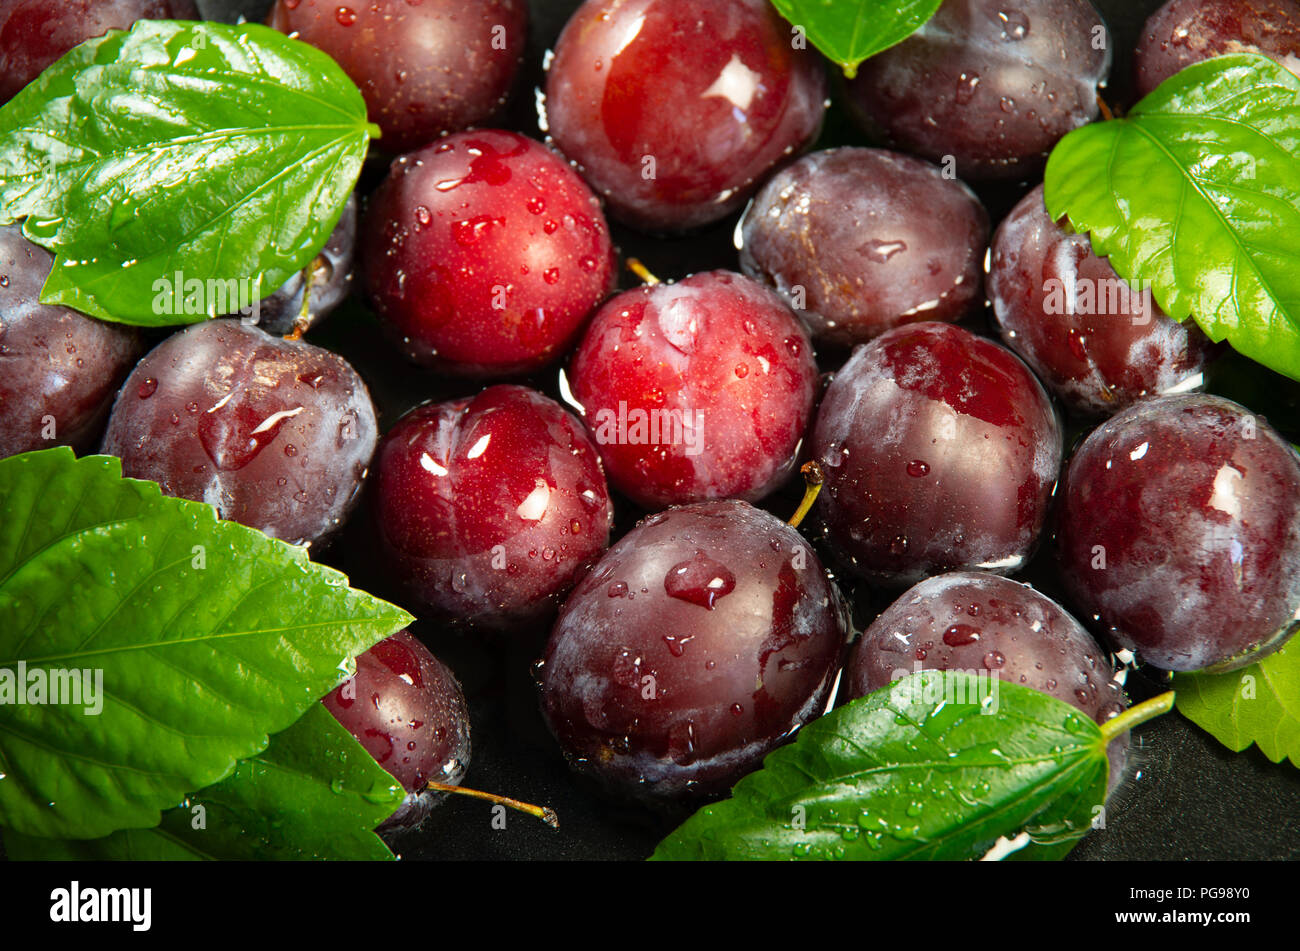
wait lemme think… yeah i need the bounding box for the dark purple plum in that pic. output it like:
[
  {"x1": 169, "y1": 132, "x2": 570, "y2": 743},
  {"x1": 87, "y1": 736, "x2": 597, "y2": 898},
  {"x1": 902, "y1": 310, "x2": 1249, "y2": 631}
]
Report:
[
  {"x1": 323, "y1": 629, "x2": 470, "y2": 830},
  {"x1": 566, "y1": 270, "x2": 817, "y2": 509},
  {"x1": 811, "y1": 322, "x2": 1062, "y2": 586},
  {"x1": 0, "y1": 224, "x2": 142, "y2": 459},
  {"x1": 0, "y1": 0, "x2": 199, "y2": 104},
  {"x1": 543, "y1": 0, "x2": 826, "y2": 232},
  {"x1": 269, "y1": 0, "x2": 528, "y2": 153},
  {"x1": 1057, "y1": 394, "x2": 1300, "y2": 672},
  {"x1": 1134, "y1": 0, "x2": 1300, "y2": 99},
  {"x1": 848, "y1": 571, "x2": 1129, "y2": 788},
  {"x1": 738, "y1": 147, "x2": 989, "y2": 347},
  {"x1": 845, "y1": 0, "x2": 1111, "y2": 181},
  {"x1": 371, "y1": 385, "x2": 613, "y2": 631},
  {"x1": 537, "y1": 499, "x2": 847, "y2": 803},
  {"x1": 101, "y1": 319, "x2": 378, "y2": 547},
  {"x1": 988, "y1": 185, "x2": 1216, "y2": 416}
]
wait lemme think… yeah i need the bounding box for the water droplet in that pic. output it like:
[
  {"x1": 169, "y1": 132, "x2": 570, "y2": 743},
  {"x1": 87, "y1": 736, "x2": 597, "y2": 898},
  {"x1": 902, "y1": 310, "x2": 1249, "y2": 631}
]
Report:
[
  {"x1": 906, "y1": 459, "x2": 929, "y2": 477},
  {"x1": 943, "y1": 624, "x2": 981, "y2": 646},
  {"x1": 664, "y1": 551, "x2": 736, "y2": 609},
  {"x1": 862, "y1": 238, "x2": 908, "y2": 263},
  {"x1": 137, "y1": 378, "x2": 158, "y2": 399},
  {"x1": 955, "y1": 71, "x2": 981, "y2": 104},
  {"x1": 998, "y1": 9, "x2": 1030, "y2": 40},
  {"x1": 663, "y1": 634, "x2": 695, "y2": 657},
  {"x1": 335, "y1": 6, "x2": 356, "y2": 26}
]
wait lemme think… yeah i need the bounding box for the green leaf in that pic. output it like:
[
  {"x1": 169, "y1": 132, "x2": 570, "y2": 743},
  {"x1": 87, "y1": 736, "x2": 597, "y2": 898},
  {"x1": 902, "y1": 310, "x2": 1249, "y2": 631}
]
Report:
[
  {"x1": 3, "y1": 705, "x2": 402, "y2": 860},
  {"x1": 0, "y1": 19, "x2": 376, "y2": 325},
  {"x1": 1044, "y1": 54, "x2": 1300, "y2": 381},
  {"x1": 0, "y1": 448, "x2": 412, "y2": 839},
  {"x1": 770, "y1": 0, "x2": 943, "y2": 79},
  {"x1": 1175, "y1": 640, "x2": 1300, "y2": 768},
  {"x1": 651, "y1": 672, "x2": 1109, "y2": 861}
]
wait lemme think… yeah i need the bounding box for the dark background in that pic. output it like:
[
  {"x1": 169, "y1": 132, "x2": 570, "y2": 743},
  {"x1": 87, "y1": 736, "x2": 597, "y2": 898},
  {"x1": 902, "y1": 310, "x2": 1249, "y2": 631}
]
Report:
[{"x1": 175, "y1": 0, "x2": 1300, "y2": 861}]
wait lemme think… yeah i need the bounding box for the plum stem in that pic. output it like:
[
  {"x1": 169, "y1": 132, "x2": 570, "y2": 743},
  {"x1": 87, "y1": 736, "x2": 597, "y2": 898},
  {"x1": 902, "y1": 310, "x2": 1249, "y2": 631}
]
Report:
[
  {"x1": 426, "y1": 781, "x2": 559, "y2": 829},
  {"x1": 626, "y1": 257, "x2": 661, "y2": 286},
  {"x1": 283, "y1": 260, "x2": 318, "y2": 342},
  {"x1": 1099, "y1": 690, "x2": 1174, "y2": 743},
  {"x1": 1096, "y1": 93, "x2": 1115, "y2": 122},
  {"x1": 787, "y1": 461, "x2": 824, "y2": 529}
]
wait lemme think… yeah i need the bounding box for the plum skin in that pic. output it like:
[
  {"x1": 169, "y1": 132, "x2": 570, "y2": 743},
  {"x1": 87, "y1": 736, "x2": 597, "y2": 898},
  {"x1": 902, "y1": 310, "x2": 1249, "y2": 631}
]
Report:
[
  {"x1": 738, "y1": 147, "x2": 990, "y2": 347},
  {"x1": 811, "y1": 322, "x2": 1063, "y2": 587},
  {"x1": 566, "y1": 270, "x2": 818, "y2": 509},
  {"x1": 322, "y1": 629, "x2": 471, "y2": 831},
  {"x1": 0, "y1": 0, "x2": 199, "y2": 104},
  {"x1": 101, "y1": 319, "x2": 378, "y2": 547},
  {"x1": 537, "y1": 499, "x2": 847, "y2": 803},
  {"x1": 1134, "y1": 0, "x2": 1300, "y2": 99},
  {"x1": 845, "y1": 0, "x2": 1111, "y2": 181},
  {"x1": 1057, "y1": 394, "x2": 1300, "y2": 672},
  {"x1": 371, "y1": 385, "x2": 614, "y2": 631},
  {"x1": 268, "y1": 0, "x2": 528, "y2": 153},
  {"x1": 362, "y1": 129, "x2": 616, "y2": 378},
  {"x1": 848, "y1": 571, "x2": 1129, "y2": 788},
  {"x1": 543, "y1": 0, "x2": 827, "y2": 232},
  {"x1": 0, "y1": 225, "x2": 142, "y2": 459},
  {"x1": 987, "y1": 184, "x2": 1216, "y2": 416}
]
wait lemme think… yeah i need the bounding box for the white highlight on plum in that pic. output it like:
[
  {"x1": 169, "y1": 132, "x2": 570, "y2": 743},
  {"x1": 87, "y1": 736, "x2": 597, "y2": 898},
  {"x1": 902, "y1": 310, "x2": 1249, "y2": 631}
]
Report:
[
  {"x1": 702, "y1": 54, "x2": 762, "y2": 112},
  {"x1": 517, "y1": 479, "x2": 551, "y2": 521}
]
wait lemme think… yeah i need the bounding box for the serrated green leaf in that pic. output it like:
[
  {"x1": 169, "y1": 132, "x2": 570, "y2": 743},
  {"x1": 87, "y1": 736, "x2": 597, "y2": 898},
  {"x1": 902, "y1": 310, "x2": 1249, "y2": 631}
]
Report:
[
  {"x1": 3, "y1": 705, "x2": 402, "y2": 860},
  {"x1": 0, "y1": 19, "x2": 375, "y2": 325},
  {"x1": 1044, "y1": 54, "x2": 1300, "y2": 381},
  {"x1": 1175, "y1": 640, "x2": 1300, "y2": 767},
  {"x1": 651, "y1": 672, "x2": 1108, "y2": 861},
  {"x1": 0, "y1": 448, "x2": 412, "y2": 839},
  {"x1": 770, "y1": 0, "x2": 942, "y2": 79}
]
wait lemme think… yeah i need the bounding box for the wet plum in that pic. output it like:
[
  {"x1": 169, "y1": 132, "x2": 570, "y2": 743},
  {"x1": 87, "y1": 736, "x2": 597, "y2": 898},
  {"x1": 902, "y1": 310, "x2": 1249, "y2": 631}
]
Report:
[
  {"x1": 565, "y1": 270, "x2": 818, "y2": 509},
  {"x1": 537, "y1": 499, "x2": 847, "y2": 802},
  {"x1": 811, "y1": 322, "x2": 1062, "y2": 586},
  {"x1": 101, "y1": 319, "x2": 378, "y2": 547},
  {"x1": 371, "y1": 384, "x2": 614, "y2": 631}
]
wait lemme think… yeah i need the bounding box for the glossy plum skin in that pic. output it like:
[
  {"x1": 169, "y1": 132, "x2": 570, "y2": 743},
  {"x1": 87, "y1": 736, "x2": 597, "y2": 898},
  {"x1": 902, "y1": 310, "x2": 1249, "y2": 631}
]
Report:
[
  {"x1": 362, "y1": 130, "x2": 616, "y2": 377},
  {"x1": 372, "y1": 385, "x2": 614, "y2": 631},
  {"x1": 101, "y1": 319, "x2": 379, "y2": 547},
  {"x1": 738, "y1": 148, "x2": 989, "y2": 348},
  {"x1": 0, "y1": 225, "x2": 142, "y2": 459},
  {"x1": 811, "y1": 322, "x2": 1062, "y2": 587},
  {"x1": 848, "y1": 571, "x2": 1129, "y2": 787},
  {"x1": 247, "y1": 194, "x2": 357, "y2": 337},
  {"x1": 567, "y1": 270, "x2": 817, "y2": 509},
  {"x1": 1134, "y1": 0, "x2": 1300, "y2": 99},
  {"x1": 544, "y1": 0, "x2": 827, "y2": 232},
  {"x1": 988, "y1": 185, "x2": 1216, "y2": 417},
  {"x1": 537, "y1": 499, "x2": 847, "y2": 802},
  {"x1": 1057, "y1": 394, "x2": 1300, "y2": 672},
  {"x1": 0, "y1": 0, "x2": 198, "y2": 103},
  {"x1": 846, "y1": 0, "x2": 1111, "y2": 181},
  {"x1": 269, "y1": 0, "x2": 527, "y2": 154},
  {"x1": 322, "y1": 630, "x2": 470, "y2": 831}
]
